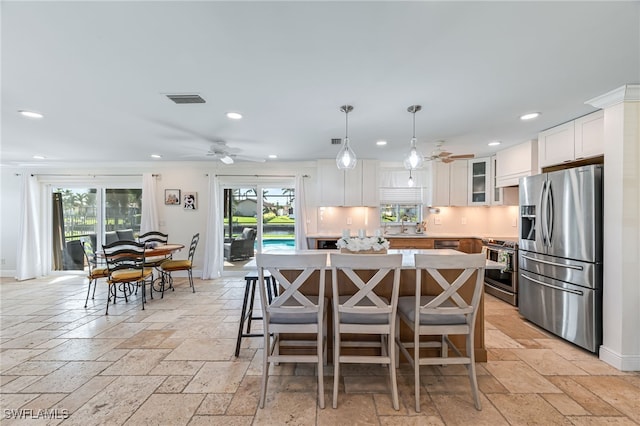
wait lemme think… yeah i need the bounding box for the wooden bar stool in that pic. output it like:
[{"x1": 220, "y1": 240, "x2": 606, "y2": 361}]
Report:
[{"x1": 234, "y1": 270, "x2": 277, "y2": 357}]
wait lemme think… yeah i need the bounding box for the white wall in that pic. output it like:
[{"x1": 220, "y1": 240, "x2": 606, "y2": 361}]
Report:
[{"x1": 0, "y1": 161, "x2": 316, "y2": 277}]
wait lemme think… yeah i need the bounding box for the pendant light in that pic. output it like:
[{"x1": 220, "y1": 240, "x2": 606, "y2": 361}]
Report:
[
  {"x1": 336, "y1": 105, "x2": 357, "y2": 170},
  {"x1": 403, "y1": 105, "x2": 424, "y2": 170},
  {"x1": 408, "y1": 169, "x2": 415, "y2": 187}
]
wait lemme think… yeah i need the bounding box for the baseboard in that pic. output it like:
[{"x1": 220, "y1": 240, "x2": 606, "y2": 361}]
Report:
[
  {"x1": 0, "y1": 269, "x2": 16, "y2": 278},
  {"x1": 599, "y1": 345, "x2": 640, "y2": 371}
]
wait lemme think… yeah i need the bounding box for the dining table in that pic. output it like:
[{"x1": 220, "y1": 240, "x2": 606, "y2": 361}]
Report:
[{"x1": 244, "y1": 248, "x2": 503, "y2": 362}]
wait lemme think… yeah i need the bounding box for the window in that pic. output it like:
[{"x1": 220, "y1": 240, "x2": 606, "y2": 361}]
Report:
[{"x1": 380, "y1": 204, "x2": 422, "y2": 223}]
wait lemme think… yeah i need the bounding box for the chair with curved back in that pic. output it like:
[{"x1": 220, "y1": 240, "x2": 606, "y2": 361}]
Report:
[
  {"x1": 256, "y1": 252, "x2": 328, "y2": 409},
  {"x1": 102, "y1": 240, "x2": 154, "y2": 314},
  {"x1": 396, "y1": 253, "x2": 486, "y2": 412},
  {"x1": 81, "y1": 239, "x2": 109, "y2": 308},
  {"x1": 159, "y1": 233, "x2": 199, "y2": 293},
  {"x1": 330, "y1": 253, "x2": 403, "y2": 410}
]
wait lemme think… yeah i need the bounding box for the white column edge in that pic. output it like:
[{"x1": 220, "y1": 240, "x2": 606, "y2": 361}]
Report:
[{"x1": 599, "y1": 345, "x2": 640, "y2": 371}]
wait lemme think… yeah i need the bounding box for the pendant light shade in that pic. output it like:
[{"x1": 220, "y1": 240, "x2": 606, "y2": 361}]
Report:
[
  {"x1": 336, "y1": 105, "x2": 357, "y2": 170},
  {"x1": 408, "y1": 169, "x2": 415, "y2": 187},
  {"x1": 403, "y1": 105, "x2": 424, "y2": 170}
]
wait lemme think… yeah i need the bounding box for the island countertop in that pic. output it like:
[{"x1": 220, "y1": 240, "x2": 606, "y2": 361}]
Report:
[{"x1": 245, "y1": 249, "x2": 504, "y2": 270}]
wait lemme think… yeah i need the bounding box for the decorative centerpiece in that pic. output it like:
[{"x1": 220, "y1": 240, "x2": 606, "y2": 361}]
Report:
[{"x1": 337, "y1": 236, "x2": 390, "y2": 254}]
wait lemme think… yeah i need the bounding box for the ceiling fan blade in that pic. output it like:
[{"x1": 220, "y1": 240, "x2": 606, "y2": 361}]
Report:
[
  {"x1": 441, "y1": 157, "x2": 455, "y2": 164},
  {"x1": 449, "y1": 154, "x2": 475, "y2": 159},
  {"x1": 233, "y1": 155, "x2": 266, "y2": 163},
  {"x1": 438, "y1": 151, "x2": 452, "y2": 158}
]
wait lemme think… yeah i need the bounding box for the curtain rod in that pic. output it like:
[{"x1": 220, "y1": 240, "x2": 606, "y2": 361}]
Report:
[
  {"x1": 211, "y1": 174, "x2": 309, "y2": 178},
  {"x1": 21, "y1": 173, "x2": 160, "y2": 177}
]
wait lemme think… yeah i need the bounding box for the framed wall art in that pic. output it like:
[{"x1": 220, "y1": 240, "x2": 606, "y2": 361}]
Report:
[
  {"x1": 165, "y1": 189, "x2": 181, "y2": 205},
  {"x1": 183, "y1": 192, "x2": 197, "y2": 210}
]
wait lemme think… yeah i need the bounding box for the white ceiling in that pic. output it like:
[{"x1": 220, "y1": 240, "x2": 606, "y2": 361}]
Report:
[{"x1": 2, "y1": 1, "x2": 639, "y2": 167}]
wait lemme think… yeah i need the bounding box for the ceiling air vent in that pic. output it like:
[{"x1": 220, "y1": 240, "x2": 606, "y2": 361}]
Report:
[
  {"x1": 166, "y1": 94, "x2": 206, "y2": 104},
  {"x1": 331, "y1": 138, "x2": 342, "y2": 145}
]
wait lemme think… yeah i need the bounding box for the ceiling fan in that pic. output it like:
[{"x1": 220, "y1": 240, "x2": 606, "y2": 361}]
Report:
[
  {"x1": 203, "y1": 142, "x2": 265, "y2": 164},
  {"x1": 427, "y1": 141, "x2": 474, "y2": 163}
]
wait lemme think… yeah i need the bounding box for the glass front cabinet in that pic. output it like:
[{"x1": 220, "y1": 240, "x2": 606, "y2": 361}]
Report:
[{"x1": 468, "y1": 157, "x2": 491, "y2": 206}]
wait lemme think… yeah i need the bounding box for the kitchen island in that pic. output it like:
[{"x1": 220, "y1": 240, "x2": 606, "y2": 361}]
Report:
[{"x1": 247, "y1": 249, "x2": 502, "y2": 362}]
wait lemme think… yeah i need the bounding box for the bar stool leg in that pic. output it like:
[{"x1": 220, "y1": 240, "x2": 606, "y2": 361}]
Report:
[{"x1": 234, "y1": 278, "x2": 253, "y2": 357}]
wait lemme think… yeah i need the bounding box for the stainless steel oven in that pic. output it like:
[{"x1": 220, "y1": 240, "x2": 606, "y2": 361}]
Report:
[{"x1": 483, "y1": 239, "x2": 518, "y2": 305}]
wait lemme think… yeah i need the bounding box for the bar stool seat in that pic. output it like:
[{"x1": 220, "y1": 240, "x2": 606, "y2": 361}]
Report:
[{"x1": 235, "y1": 270, "x2": 277, "y2": 357}]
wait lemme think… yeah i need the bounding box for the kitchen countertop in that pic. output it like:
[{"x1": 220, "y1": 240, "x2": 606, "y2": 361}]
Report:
[
  {"x1": 245, "y1": 249, "x2": 504, "y2": 270},
  {"x1": 307, "y1": 233, "x2": 518, "y2": 240}
]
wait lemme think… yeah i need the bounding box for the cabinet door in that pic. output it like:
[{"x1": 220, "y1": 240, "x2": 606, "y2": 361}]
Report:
[
  {"x1": 538, "y1": 121, "x2": 575, "y2": 168},
  {"x1": 317, "y1": 159, "x2": 345, "y2": 206},
  {"x1": 360, "y1": 160, "x2": 379, "y2": 206},
  {"x1": 574, "y1": 110, "x2": 604, "y2": 159},
  {"x1": 490, "y1": 155, "x2": 503, "y2": 205},
  {"x1": 449, "y1": 160, "x2": 468, "y2": 206},
  {"x1": 344, "y1": 161, "x2": 363, "y2": 206},
  {"x1": 468, "y1": 158, "x2": 490, "y2": 205},
  {"x1": 430, "y1": 161, "x2": 450, "y2": 206},
  {"x1": 496, "y1": 139, "x2": 538, "y2": 187}
]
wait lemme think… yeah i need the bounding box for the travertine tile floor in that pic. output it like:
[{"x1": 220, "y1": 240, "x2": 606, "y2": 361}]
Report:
[{"x1": 1, "y1": 272, "x2": 639, "y2": 425}]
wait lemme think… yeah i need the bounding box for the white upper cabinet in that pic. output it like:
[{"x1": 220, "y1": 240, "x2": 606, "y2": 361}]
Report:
[
  {"x1": 427, "y1": 160, "x2": 468, "y2": 207},
  {"x1": 468, "y1": 157, "x2": 490, "y2": 205},
  {"x1": 538, "y1": 110, "x2": 604, "y2": 168},
  {"x1": 496, "y1": 139, "x2": 538, "y2": 187},
  {"x1": 491, "y1": 155, "x2": 519, "y2": 205},
  {"x1": 574, "y1": 109, "x2": 604, "y2": 160},
  {"x1": 316, "y1": 159, "x2": 379, "y2": 207}
]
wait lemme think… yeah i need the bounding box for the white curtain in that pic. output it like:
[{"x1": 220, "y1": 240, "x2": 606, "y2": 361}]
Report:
[
  {"x1": 202, "y1": 174, "x2": 223, "y2": 279},
  {"x1": 294, "y1": 174, "x2": 309, "y2": 250},
  {"x1": 140, "y1": 173, "x2": 159, "y2": 234},
  {"x1": 16, "y1": 174, "x2": 45, "y2": 280}
]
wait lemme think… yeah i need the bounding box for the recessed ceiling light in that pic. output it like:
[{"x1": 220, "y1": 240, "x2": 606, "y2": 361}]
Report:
[
  {"x1": 376, "y1": 140, "x2": 387, "y2": 146},
  {"x1": 151, "y1": 154, "x2": 162, "y2": 159},
  {"x1": 19, "y1": 110, "x2": 44, "y2": 119},
  {"x1": 488, "y1": 141, "x2": 501, "y2": 146},
  {"x1": 268, "y1": 154, "x2": 278, "y2": 159},
  {"x1": 226, "y1": 112, "x2": 242, "y2": 120},
  {"x1": 520, "y1": 112, "x2": 540, "y2": 120},
  {"x1": 33, "y1": 155, "x2": 45, "y2": 159}
]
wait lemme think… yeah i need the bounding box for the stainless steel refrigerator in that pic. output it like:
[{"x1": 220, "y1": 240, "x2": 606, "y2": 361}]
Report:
[{"x1": 518, "y1": 164, "x2": 603, "y2": 353}]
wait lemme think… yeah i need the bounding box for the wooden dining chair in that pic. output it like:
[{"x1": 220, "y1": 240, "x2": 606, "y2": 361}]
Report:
[
  {"x1": 396, "y1": 253, "x2": 486, "y2": 412},
  {"x1": 256, "y1": 253, "x2": 328, "y2": 409},
  {"x1": 81, "y1": 240, "x2": 109, "y2": 308},
  {"x1": 102, "y1": 240, "x2": 154, "y2": 314},
  {"x1": 159, "y1": 233, "x2": 199, "y2": 293},
  {"x1": 330, "y1": 253, "x2": 403, "y2": 410}
]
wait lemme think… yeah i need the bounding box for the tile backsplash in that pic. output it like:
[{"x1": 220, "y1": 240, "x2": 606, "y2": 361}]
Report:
[{"x1": 311, "y1": 205, "x2": 519, "y2": 238}]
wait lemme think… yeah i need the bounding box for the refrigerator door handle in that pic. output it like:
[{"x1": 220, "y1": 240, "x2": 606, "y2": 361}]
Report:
[
  {"x1": 521, "y1": 273, "x2": 584, "y2": 295},
  {"x1": 540, "y1": 180, "x2": 548, "y2": 245},
  {"x1": 547, "y1": 181, "x2": 554, "y2": 245},
  {"x1": 521, "y1": 254, "x2": 584, "y2": 270}
]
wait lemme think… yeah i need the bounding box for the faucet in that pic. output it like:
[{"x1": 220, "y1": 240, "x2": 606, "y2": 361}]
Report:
[{"x1": 400, "y1": 215, "x2": 409, "y2": 233}]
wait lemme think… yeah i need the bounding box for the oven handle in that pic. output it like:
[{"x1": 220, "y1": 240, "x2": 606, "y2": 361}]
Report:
[
  {"x1": 521, "y1": 254, "x2": 583, "y2": 271},
  {"x1": 521, "y1": 273, "x2": 583, "y2": 295}
]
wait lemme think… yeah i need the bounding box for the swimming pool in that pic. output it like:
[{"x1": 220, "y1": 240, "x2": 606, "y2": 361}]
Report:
[{"x1": 260, "y1": 239, "x2": 295, "y2": 249}]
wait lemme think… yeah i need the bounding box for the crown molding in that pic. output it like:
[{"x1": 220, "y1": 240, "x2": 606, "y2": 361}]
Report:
[{"x1": 586, "y1": 84, "x2": 640, "y2": 109}]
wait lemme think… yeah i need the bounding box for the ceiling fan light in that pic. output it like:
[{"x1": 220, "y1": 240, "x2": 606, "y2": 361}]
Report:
[{"x1": 220, "y1": 155, "x2": 234, "y2": 164}]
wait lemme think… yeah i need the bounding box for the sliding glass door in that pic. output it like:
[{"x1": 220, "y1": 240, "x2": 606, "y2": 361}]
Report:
[
  {"x1": 222, "y1": 183, "x2": 296, "y2": 269},
  {"x1": 52, "y1": 186, "x2": 142, "y2": 271}
]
